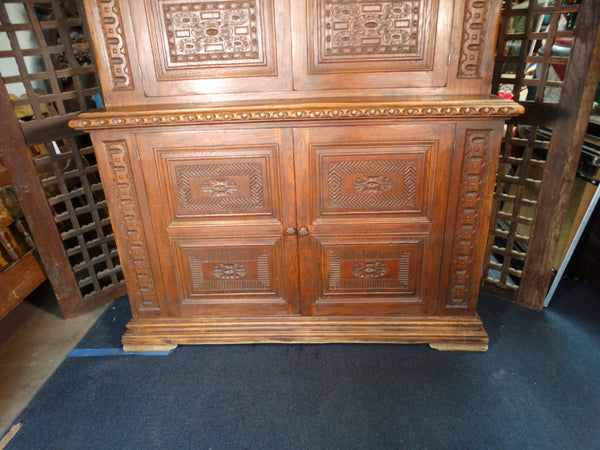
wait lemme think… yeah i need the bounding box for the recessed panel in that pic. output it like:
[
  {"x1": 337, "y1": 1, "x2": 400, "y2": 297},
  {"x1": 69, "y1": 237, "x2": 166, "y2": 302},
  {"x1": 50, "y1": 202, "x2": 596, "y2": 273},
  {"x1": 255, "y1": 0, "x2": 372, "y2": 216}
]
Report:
[
  {"x1": 311, "y1": 237, "x2": 427, "y2": 315},
  {"x1": 325, "y1": 244, "x2": 417, "y2": 295},
  {"x1": 315, "y1": 145, "x2": 432, "y2": 217},
  {"x1": 159, "y1": 0, "x2": 269, "y2": 70},
  {"x1": 157, "y1": 147, "x2": 279, "y2": 221},
  {"x1": 314, "y1": 0, "x2": 429, "y2": 68},
  {"x1": 173, "y1": 238, "x2": 288, "y2": 313},
  {"x1": 135, "y1": 0, "x2": 292, "y2": 97}
]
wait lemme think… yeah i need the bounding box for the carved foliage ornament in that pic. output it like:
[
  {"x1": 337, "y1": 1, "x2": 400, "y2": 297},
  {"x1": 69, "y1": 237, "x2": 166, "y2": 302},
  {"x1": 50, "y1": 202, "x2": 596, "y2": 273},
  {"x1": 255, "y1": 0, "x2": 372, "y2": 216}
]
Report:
[
  {"x1": 353, "y1": 261, "x2": 389, "y2": 279},
  {"x1": 212, "y1": 263, "x2": 247, "y2": 279},
  {"x1": 352, "y1": 175, "x2": 393, "y2": 194},
  {"x1": 202, "y1": 178, "x2": 240, "y2": 197}
]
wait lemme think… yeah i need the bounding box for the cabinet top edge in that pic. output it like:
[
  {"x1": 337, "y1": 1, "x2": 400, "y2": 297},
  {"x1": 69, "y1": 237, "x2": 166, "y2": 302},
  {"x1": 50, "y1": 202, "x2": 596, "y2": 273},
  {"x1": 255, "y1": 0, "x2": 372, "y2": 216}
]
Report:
[{"x1": 70, "y1": 96, "x2": 524, "y2": 131}]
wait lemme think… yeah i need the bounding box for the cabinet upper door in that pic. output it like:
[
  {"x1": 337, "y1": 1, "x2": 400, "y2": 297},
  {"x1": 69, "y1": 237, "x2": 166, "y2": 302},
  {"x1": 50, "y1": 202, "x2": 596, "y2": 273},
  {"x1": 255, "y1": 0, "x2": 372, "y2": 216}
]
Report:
[
  {"x1": 292, "y1": 0, "x2": 454, "y2": 91},
  {"x1": 84, "y1": 0, "x2": 293, "y2": 104}
]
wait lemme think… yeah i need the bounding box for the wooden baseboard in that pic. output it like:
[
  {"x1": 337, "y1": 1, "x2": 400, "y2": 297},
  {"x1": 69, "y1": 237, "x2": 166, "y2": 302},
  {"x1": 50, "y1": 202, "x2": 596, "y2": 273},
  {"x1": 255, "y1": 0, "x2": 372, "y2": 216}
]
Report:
[{"x1": 122, "y1": 314, "x2": 489, "y2": 352}]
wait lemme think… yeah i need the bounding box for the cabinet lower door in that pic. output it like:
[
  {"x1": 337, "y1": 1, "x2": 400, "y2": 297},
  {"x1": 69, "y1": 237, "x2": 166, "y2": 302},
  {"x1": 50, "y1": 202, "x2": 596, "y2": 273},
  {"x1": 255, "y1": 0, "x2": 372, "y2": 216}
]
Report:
[
  {"x1": 294, "y1": 124, "x2": 455, "y2": 315},
  {"x1": 136, "y1": 128, "x2": 299, "y2": 316}
]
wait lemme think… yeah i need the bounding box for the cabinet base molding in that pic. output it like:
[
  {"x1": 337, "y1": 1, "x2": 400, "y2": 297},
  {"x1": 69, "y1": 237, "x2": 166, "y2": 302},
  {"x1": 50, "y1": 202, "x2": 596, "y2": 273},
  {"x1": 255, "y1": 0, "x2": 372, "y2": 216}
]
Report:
[{"x1": 122, "y1": 315, "x2": 488, "y2": 352}]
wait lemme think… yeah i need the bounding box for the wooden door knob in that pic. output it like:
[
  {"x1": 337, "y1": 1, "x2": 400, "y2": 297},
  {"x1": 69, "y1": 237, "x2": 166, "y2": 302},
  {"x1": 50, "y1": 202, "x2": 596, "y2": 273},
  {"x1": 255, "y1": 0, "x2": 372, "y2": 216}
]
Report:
[
  {"x1": 298, "y1": 226, "x2": 309, "y2": 236},
  {"x1": 285, "y1": 226, "x2": 297, "y2": 235}
]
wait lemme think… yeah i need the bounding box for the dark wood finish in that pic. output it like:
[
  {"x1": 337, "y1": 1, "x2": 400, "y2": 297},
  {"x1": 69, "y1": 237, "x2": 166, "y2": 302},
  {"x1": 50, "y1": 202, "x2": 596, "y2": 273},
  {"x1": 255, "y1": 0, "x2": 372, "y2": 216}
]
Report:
[{"x1": 74, "y1": 0, "x2": 522, "y2": 349}]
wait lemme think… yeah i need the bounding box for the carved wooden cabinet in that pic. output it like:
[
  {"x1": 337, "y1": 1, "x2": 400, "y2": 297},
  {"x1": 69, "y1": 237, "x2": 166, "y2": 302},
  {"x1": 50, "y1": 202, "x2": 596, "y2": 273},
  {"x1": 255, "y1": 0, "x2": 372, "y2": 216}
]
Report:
[{"x1": 72, "y1": 0, "x2": 523, "y2": 351}]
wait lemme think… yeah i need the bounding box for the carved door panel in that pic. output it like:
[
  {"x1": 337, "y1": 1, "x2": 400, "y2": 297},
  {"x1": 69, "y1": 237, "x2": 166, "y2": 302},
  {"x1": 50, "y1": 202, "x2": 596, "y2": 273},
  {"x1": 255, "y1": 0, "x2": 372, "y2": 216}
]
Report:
[
  {"x1": 291, "y1": 0, "x2": 455, "y2": 91},
  {"x1": 135, "y1": 128, "x2": 299, "y2": 316},
  {"x1": 126, "y1": 0, "x2": 292, "y2": 97},
  {"x1": 293, "y1": 124, "x2": 455, "y2": 315}
]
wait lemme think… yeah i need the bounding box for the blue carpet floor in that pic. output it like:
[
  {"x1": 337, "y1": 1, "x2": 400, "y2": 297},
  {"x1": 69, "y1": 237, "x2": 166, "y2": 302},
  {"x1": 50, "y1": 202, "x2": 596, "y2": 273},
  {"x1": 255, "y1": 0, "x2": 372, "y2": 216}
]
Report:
[{"x1": 4, "y1": 277, "x2": 600, "y2": 449}]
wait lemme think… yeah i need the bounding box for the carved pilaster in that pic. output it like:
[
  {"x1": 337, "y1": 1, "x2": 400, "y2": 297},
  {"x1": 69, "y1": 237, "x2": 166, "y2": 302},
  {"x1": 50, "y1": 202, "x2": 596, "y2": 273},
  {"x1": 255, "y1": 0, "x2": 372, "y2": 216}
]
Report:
[
  {"x1": 97, "y1": 0, "x2": 134, "y2": 89},
  {"x1": 446, "y1": 130, "x2": 491, "y2": 309},
  {"x1": 103, "y1": 140, "x2": 159, "y2": 310},
  {"x1": 458, "y1": 0, "x2": 489, "y2": 78}
]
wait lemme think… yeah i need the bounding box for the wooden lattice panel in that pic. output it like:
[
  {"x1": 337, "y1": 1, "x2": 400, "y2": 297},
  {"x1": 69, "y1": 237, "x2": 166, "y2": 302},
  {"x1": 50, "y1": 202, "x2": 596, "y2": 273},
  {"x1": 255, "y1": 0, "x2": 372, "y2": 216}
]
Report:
[
  {"x1": 33, "y1": 137, "x2": 122, "y2": 297},
  {"x1": 482, "y1": 0, "x2": 581, "y2": 299},
  {"x1": 0, "y1": 0, "x2": 101, "y2": 118},
  {"x1": 0, "y1": 0, "x2": 125, "y2": 313}
]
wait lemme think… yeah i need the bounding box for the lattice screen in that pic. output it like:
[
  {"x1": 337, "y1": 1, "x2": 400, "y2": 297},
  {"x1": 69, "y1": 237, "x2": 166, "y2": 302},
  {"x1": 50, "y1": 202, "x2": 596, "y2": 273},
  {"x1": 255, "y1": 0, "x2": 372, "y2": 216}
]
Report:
[
  {"x1": 482, "y1": 0, "x2": 581, "y2": 300},
  {"x1": 0, "y1": 0, "x2": 125, "y2": 308}
]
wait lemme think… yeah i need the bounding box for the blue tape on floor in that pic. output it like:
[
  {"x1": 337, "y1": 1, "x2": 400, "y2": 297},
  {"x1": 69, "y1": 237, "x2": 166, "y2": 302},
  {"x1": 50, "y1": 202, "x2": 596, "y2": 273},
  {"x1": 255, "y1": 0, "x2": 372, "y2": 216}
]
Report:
[{"x1": 67, "y1": 348, "x2": 173, "y2": 357}]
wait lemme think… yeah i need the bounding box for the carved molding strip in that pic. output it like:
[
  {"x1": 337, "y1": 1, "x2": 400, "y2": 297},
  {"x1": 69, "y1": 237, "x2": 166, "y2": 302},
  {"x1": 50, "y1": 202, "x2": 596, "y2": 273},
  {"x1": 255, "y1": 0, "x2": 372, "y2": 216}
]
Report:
[
  {"x1": 71, "y1": 102, "x2": 523, "y2": 129},
  {"x1": 446, "y1": 130, "x2": 491, "y2": 309},
  {"x1": 97, "y1": 0, "x2": 134, "y2": 90},
  {"x1": 458, "y1": 0, "x2": 489, "y2": 78},
  {"x1": 104, "y1": 140, "x2": 159, "y2": 310}
]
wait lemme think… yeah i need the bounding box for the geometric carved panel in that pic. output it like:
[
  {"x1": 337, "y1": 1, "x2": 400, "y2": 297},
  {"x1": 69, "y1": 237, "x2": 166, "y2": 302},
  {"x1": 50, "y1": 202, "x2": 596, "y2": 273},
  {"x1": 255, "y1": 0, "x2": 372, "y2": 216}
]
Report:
[
  {"x1": 315, "y1": 239, "x2": 423, "y2": 305},
  {"x1": 311, "y1": 0, "x2": 434, "y2": 72},
  {"x1": 178, "y1": 243, "x2": 280, "y2": 299},
  {"x1": 318, "y1": 146, "x2": 431, "y2": 215},
  {"x1": 162, "y1": 151, "x2": 276, "y2": 219},
  {"x1": 327, "y1": 247, "x2": 414, "y2": 293},
  {"x1": 157, "y1": 0, "x2": 272, "y2": 69}
]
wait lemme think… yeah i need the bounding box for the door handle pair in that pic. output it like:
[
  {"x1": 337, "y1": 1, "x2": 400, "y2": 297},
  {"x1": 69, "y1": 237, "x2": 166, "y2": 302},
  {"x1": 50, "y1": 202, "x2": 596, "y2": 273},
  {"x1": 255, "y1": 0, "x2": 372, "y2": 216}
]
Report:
[{"x1": 285, "y1": 226, "x2": 309, "y2": 236}]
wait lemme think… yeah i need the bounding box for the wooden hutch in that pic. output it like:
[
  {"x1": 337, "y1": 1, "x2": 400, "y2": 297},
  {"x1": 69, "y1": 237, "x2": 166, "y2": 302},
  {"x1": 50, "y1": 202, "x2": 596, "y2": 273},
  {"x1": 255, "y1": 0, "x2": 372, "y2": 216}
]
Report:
[{"x1": 71, "y1": 0, "x2": 523, "y2": 351}]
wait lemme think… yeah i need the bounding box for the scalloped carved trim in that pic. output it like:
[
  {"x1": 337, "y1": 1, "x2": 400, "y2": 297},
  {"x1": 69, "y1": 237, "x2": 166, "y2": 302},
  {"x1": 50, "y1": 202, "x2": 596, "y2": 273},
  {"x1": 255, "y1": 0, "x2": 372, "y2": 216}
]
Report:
[
  {"x1": 97, "y1": 0, "x2": 134, "y2": 90},
  {"x1": 104, "y1": 140, "x2": 159, "y2": 310},
  {"x1": 458, "y1": 0, "x2": 489, "y2": 78},
  {"x1": 71, "y1": 103, "x2": 522, "y2": 129}
]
